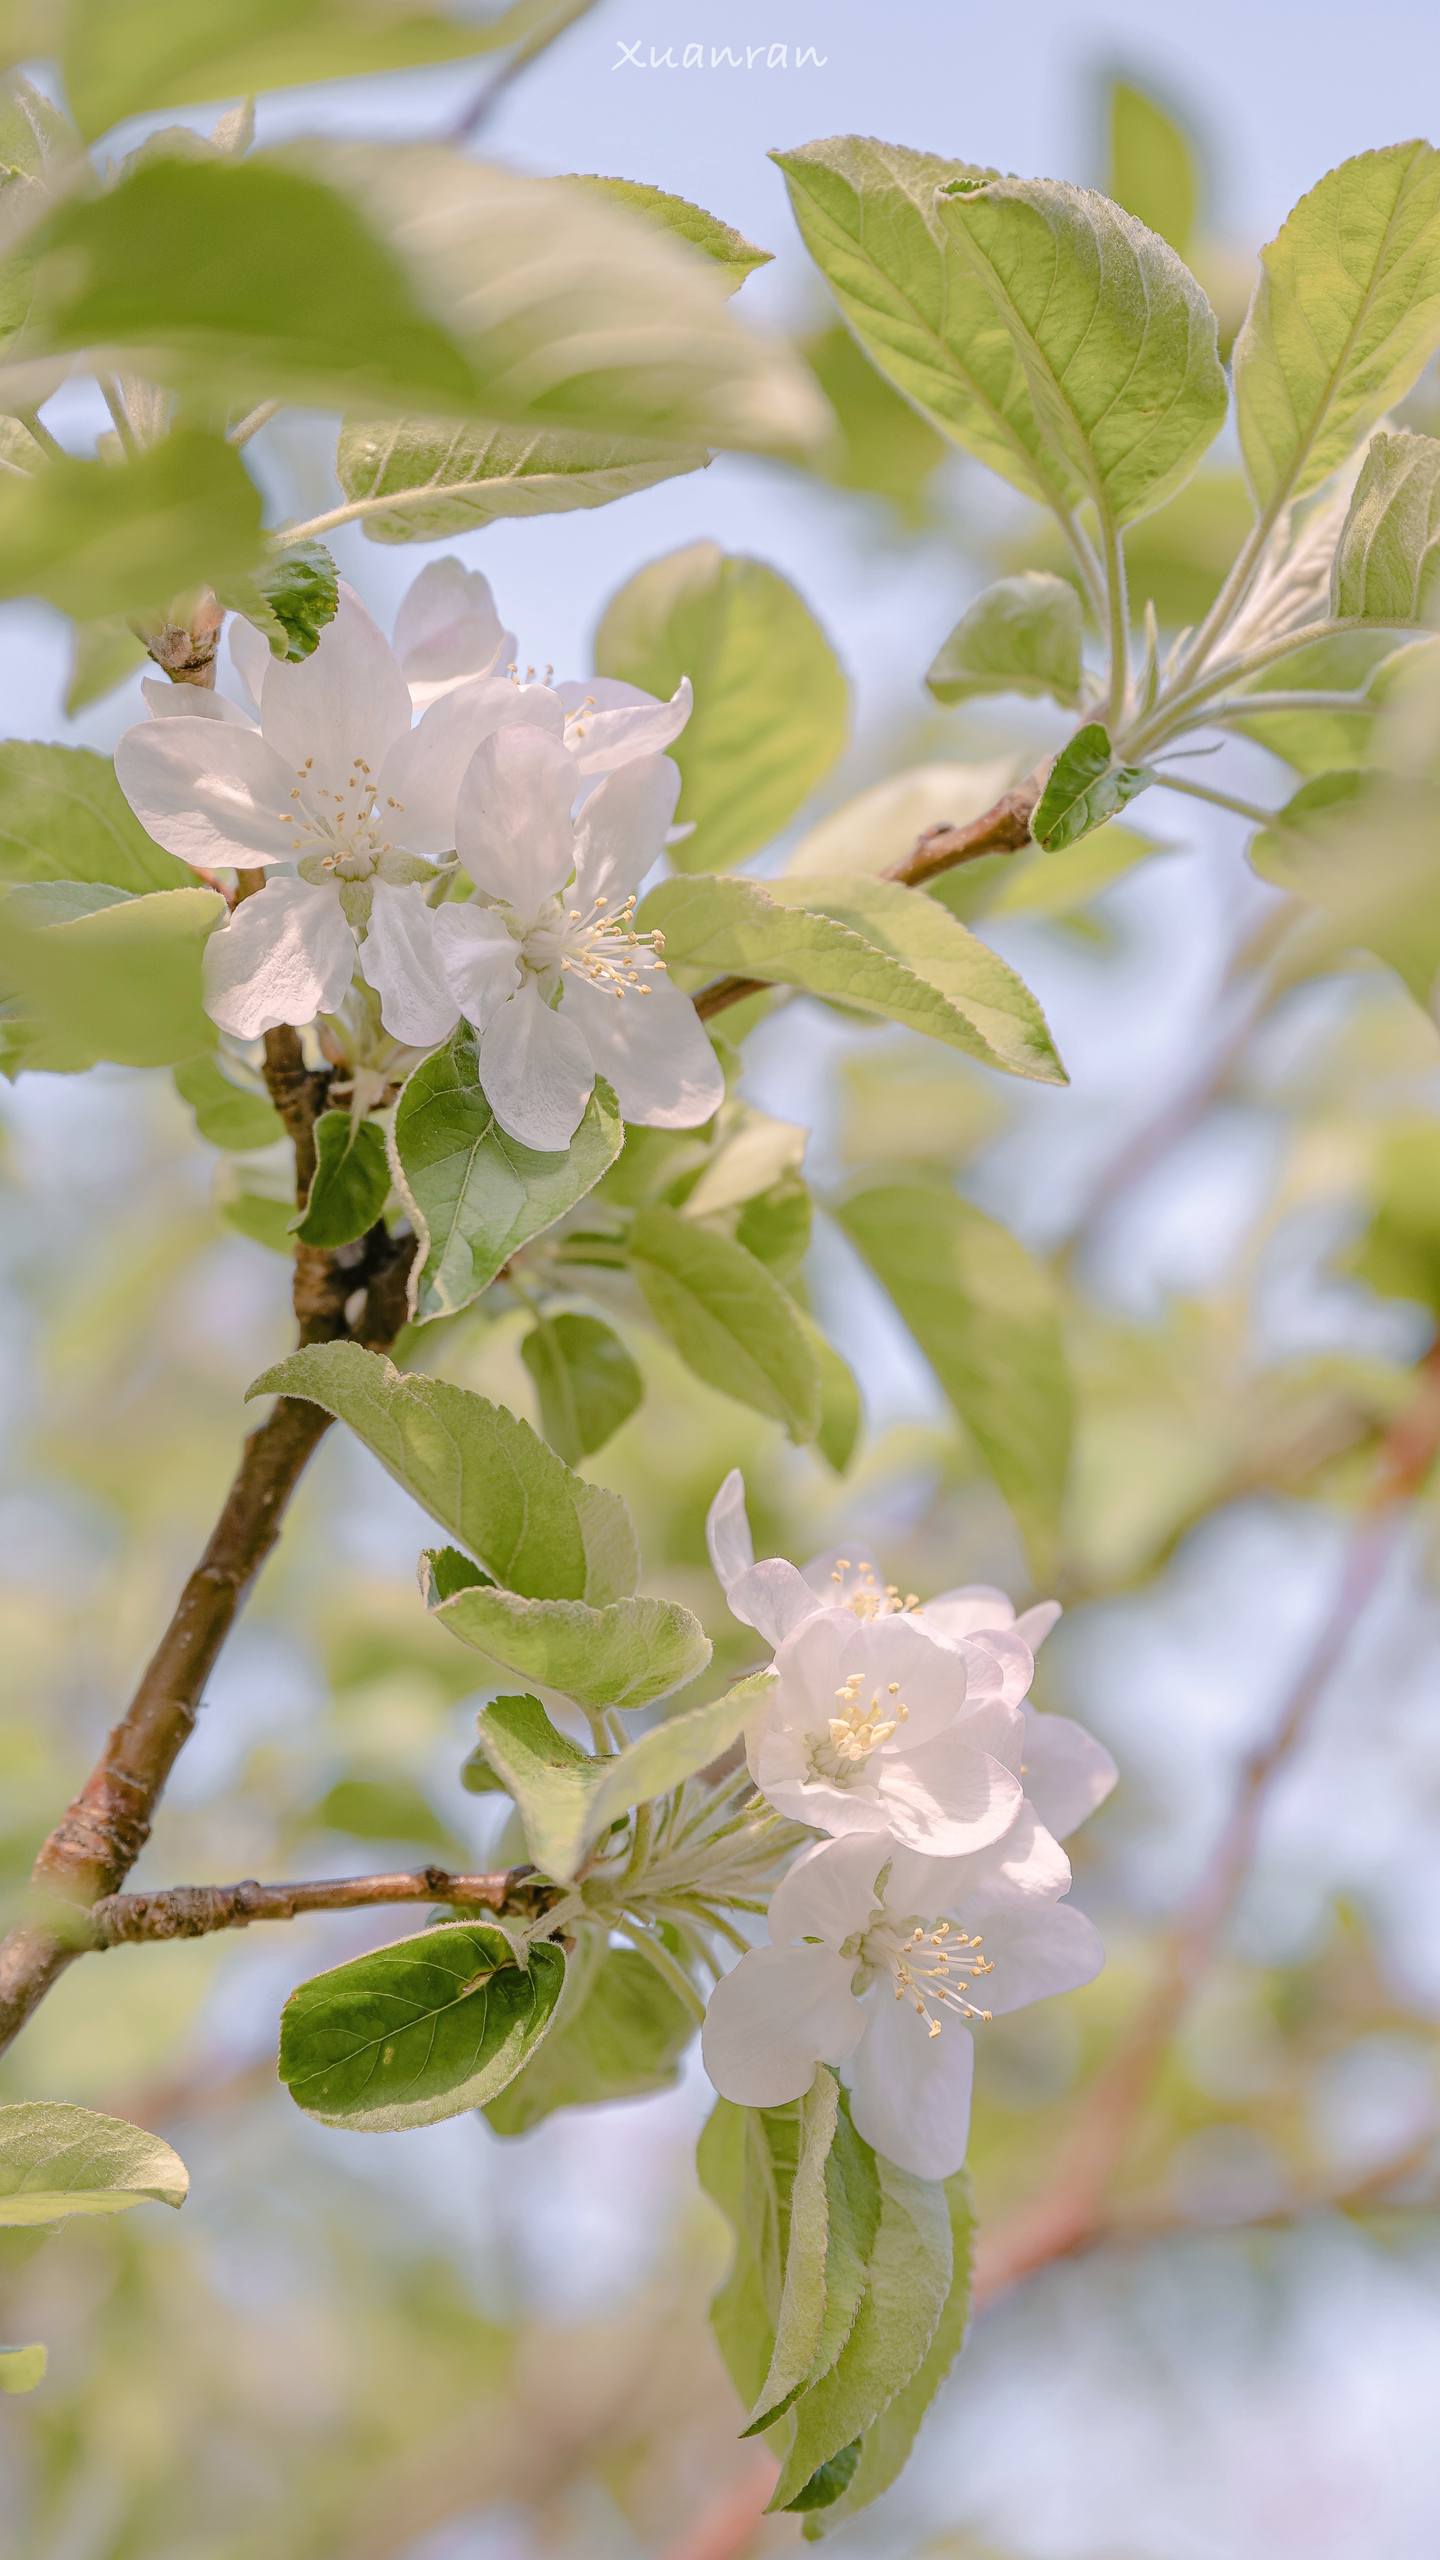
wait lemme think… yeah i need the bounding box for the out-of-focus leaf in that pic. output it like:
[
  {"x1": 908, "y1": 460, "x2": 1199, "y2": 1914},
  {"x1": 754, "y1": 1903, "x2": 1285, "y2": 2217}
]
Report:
[
  {"x1": 64, "y1": 617, "x2": 147, "y2": 715},
  {"x1": 1331, "y1": 430, "x2": 1440, "y2": 625},
  {"x1": 0, "y1": 430, "x2": 263, "y2": 619},
  {"x1": 336, "y1": 416, "x2": 707, "y2": 542},
  {"x1": 173, "y1": 1053, "x2": 282, "y2": 1150},
  {"x1": 486, "y1": 1939, "x2": 695, "y2": 2133},
  {"x1": 0, "y1": 742, "x2": 189, "y2": 892},
  {"x1": 628, "y1": 1203, "x2": 823, "y2": 1443},
  {"x1": 1103, "y1": 69, "x2": 1202, "y2": 255},
  {"x1": 0, "y1": 2341, "x2": 46, "y2": 2392},
  {"x1": 0, "y1": 2102, "x2": 187, "y2": 2224},
  {"x1": 798, "y1": 318, "x2": 948, "y2": 521},
  {"x1": 521, "y1": 1312, "x2": 642, "y2": 1463},
  {"x1": 561, "y1": 175, "x2": 770, "y2": 286},
  {"x1": 279, "y1": 1921, "x2": 565, "y2": 2132},
  {"x1": 0, "y1": 880, "x2": 221, "y2": 1072},
  {"x1": 926, "y1": 572, "x2": 1085, "y2": 707}
]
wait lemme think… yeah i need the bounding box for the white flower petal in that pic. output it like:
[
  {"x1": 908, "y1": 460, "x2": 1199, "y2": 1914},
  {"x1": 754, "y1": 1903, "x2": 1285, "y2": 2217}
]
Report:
[
  {"x1": 478, "y1": 981, "x2": 594, "y2": 1150},
  {"x1": 363, "y1": 883, "x2": 460, "y2": 1047},
  {"x1": 954, "y1": 1628, "x2": 1035, "y2": 1709},
  {"x1": 555, "y1": 674, "x2": 693, "y2": 774},
  {"x1": 751, "y1": 1759, "x2": 892, "y2": 1843},
  {"x1": 227, "y1": 615, "x2": 271, "y2": 714},
  {"x1": 847, "y1": 1992, "x2": 975, "y2": 2182},
  {"x1": 768, "y1": 1834, "x2": 888, "y2": 1948},
  {"x1": 884, "y1": 1805, "x2": 1071, "y2": 1921},
  {"x1": 704, "y1": 1471, "x2": 820, "y2": 1648},
  {"x1": 393, "y1": 557, "x2": 507, "y2": 691},
  {"x1": 454, "y1": 725, "x2": 577, "y2": 909},
  {"x1": 1019, "y1": 1709, "x2": 1118, "y2": 1841},
  {"x1": 702, "y1": 1944, "x2": 863, "y2": 2108},
  {"x1": 115, "y1": 717, "x2": 301, "y2": 869},
  {"x1": 559, "y1": 964, "x2": 724, "y2": 1130},
  {"x1": 946, "y1": 1695, "x2": 1025, "y2": 1777},
  {"x1": 977, "y1": 1899, "x2": 1105, "y2": 2016},
  {"x1": 375, "y1": 677, "x2": 554, "y2": 859},
  {"x1": 572, "y1": 754, "x2": 681, "y2": 905},
  {"x1": 875, "y1": 1731, "x2": 1021, "y2": 1856},
  {"x1": 203, "y1": 877, "x2": 353, "y2": 1038},
  {"x1": 433, "y1": 903, "x2": 522, "y2": 1030},
  {"x1": 706, "y1": 1469, "x2": 754, "y2": 1587},
  {"x1": 843, "y1": 1613, "x2": 968, "y2": 1748},
  {"x1": 1014, "y1": 1600, "x2": 1062, "y2": 1650},
  {"x1": 923, "y1": 1584, "x2": 1017, "y2": 1641},
  {"x1": 141, "y1": 676, "x2": 252, "y2": 726},
  {"x1": 259, "y1": 585, "x2": 412, "y2": 795}
]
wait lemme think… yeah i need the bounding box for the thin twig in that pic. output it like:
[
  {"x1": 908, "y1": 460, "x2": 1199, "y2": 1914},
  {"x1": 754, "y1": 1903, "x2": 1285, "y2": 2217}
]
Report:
[
  {"x1": 87, "y1": 1866, "x2": 548, "y2": 1947},
  {"x1": 447, "y1": 0, "x2": 598, "y2": 144}
]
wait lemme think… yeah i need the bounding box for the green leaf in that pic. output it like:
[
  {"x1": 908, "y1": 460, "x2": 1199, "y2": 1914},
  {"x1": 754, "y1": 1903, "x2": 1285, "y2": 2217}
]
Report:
[
  {"x1": 770, "y1": 2147, "x2": 953, "y2": 2512},
  {"x1": 0, "y1": 429, "x2": 263, "y2": 619},
  {"x1": 215, "y1": 1145, "x2": 293, "y2": 1253},
  {"x1": 291, "y1": 1111, "x2": 390, "y2": 1248},
  {"x1": 579, "y1": 1670, "x2": 773, "y2": 1842},
  {"x1": 391, "y1": 1031, "x2": 622, "y2": 1323},
  {"x1": 278, "y1": 1921, "x2": 565, "y2": 2132},
  {"x1": 642, "y1": 871, "x2": 1066, "y2": 1086},
  {"x1": 926, "y1": 573, "x2": 1085, "y2": 708},
  {"x1": 982, "y1": 821, "x2": 1167, "y2": 919},
  {"x1": 560, "y1": 176, "x2": 771, "y2": 287},
  {"x1": 426, "y1": 1566, "x2": 714, "y2": 1719},
  {"x1": 804, "y1": 2169, "x2": 973, "y2": 2533},
  {"x1": 1347, "y1": 1121, "x2": 1440, "y2": 1312},
  {"x1": 698, "y1": 2075, "x2": 846, "y2": 2412},
  {"x1": 0, "y1": 742, "x2": 190, "y2": 893},
  {"x1": 1032, "y1": 722, "x2": 1155, "y2": 850},
  {"x1": 64, "y1": 617, "x2": 147, "y2": 715},
  {"x1": 1227, "y1": 629, "x2": 1434, "y2": 774},
  {"x1": 485, "y1": 1940, "x2": 695, "y2": 2134},
  {"x1": 1331, "y1": 430, "x2": 1440, "y2": 625},
  {"x1": 797, "y1": 319, "x2": 948, "y2": 523},
  {"x1": 463, "y1": 1693, "x2": 598, "y2": 1876},
  {"x1": 0, "y1": 2102, "x2": 188, "y2": 2225},
  {"x1": 937, "y1": 175, "x2": 1226, "y2": 527},
  {"x1": 28, "y1": 147, "x2": 823, "y2": 453},
  {"x1": 335, "y1": 416, "x2": 707, "y2": 544},
  {"x1": 595, "y1": 542, "x2": 849, "y2": 870},
  {"x1": 628, "y1": 1204, "x2": 823, "y2": 1443},
  {"x1": 521, "y1": 1312, "x2": 643, "y2": 1463},
  {"x1": 0, "y1": 881, "x2": 221, "y2": 1072},
  {"x1": 1234, "y1": 144, "x2": 1440, "y2": 511},
  {"x1": 1104, "y1": 71, "x2": 1202, "y2": 256},
  {"x1": 221, "y1": 538, "x2": 338, "y2": 663},
  {"x1": 0, "y1": 2341, "x2": 46, "y2": 2393},
  {"x1": 173, "y1": 1053, "x2": 282, "y2": 1152},
  {"x1": 788, "y1": 2441, "x2": 862, "y2": 2516},
  {"x1": 1248, "y1": 769, "x2": 1440, "y2": 1009},
  {"x1": 809, "y1": 1324, "x2": 863, "y2": 1477},
  {"x1": 837, "y1": 1181, "x2": 1072, "y2": 1572},
  {"x1": 245, "y1": 1341, "x2": 638, "y2": 1605}
]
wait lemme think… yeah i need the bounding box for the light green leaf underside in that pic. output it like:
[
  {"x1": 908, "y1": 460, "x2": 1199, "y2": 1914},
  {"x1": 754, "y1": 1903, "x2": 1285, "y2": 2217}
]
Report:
[
  {"x1": 1331, "y1": 429, "x2": 1440, "y2": 624},
  {"x1": 336, "y1": 416, "x2": 708, "y2": 543},
  {"x1": 0, "y1": 428, "x2": 264, "y2": 620},
  {"x1": 278, "y1": 1921, "x2": 565, "y2": 2131},
  {"x1": 0, "y1": 881, "x2": 221, "y2": 1073},
  {"x1": 426, "y1": 1558, "x2": 711, "y2": 1715},
  {"x1": 0, "y1": 2102, "x2": 188, "y2": 2226},
  {"x1": 245, "y1": 1340, "x2": 638, "y2": 1605}
]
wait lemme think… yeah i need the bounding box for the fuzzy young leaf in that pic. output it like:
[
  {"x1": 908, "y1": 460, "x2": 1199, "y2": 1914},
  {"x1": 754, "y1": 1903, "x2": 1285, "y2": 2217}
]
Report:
[
  {"x1": 426, "y1": 1562, "x2": 711, "y2": 1717},
  {"x1": 926, "y1": 572, "x2": 1085, "y2": 708},
  {"x1": 0, "y1": 2103, "x2": 187, "y2": 2226},
  {"x1": 936, "y1": 176, "x2": 1226, "y2": 526},
  {"x1": 279, "y1": 1922, "x2": 565, "y2": 2132},
  {"x1": 1331, "y1": 430, "x2": 1440, "y2": 626},
  {"x1": 391, "y1": 1032, "x2": 622, "y2": 1323},
  {"x1": 486, "y1": 1941, "x2": 695, "y2": 2134},
  {"x1": 335, "y1": 416, "x2": 707, "y2": 543},
  {"x1": 0, "y1": 430, "x2": 263, "y2": 619},
  {"x1": 628, "y1": 1204, "x2": 823, "y2": 1443},
  {"x1": 291, "y1": 1111, "x2": 390, "y2": 1248},
  {"x1": 521, "y1": 1313, "x2": 643, "y2": 1463},
  {"x1": 596, "y1": 542, "x2": 849, "y2": 871},
  {"x1": 698, "y1": 2075, "x2": 845, "y2": 2412},
  {"x1": 0, "y1": 882, "x2": 221, "y2": 1073},
  {"x1": 246, "y1": 1341, "x2": 638, "y2": 1605},
  {"x1": 0, "y1": 742, "x2": 190, "y2": 894},
  {"x1": 643, "y1": 872, "x2": 1065, "y2": 1085},
  {"x1": 1235, "y1": 143, "x2": 1440, "y2": 511},
  {"x1": 222, "y1": 539, "x2": 339, "y2": 662},
  {"x1": 1032, "y1": 723, "x2": 1155, "y2": 850},
  {"x1": 838, "y1": 1181, "x2": 1072, "y2": 1572}
]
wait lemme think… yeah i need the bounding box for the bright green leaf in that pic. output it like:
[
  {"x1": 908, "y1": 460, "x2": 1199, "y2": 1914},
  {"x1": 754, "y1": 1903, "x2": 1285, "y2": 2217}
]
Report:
[
  {"x1": 335, "y1": 416, "x2": 707, "y2": 543},
  {"x1": 0, "y1": 2102, "x2": 187, "y2": 2225},
  {"x1": 486, "y1": 1939, "x2": 695, "y2": 2134},
  {"x1": 464, "y1": 1693, "x2": 599, "y2": 1877},
  {"x1": 426, "y1": 1562, "x2": 713, "y2": 1719},
  {"x1": 628, "y1": 1204, "x2": 823, "y2": 1442},
  {"x1": 245, "y1": 1341, "x2": 638, "y2": 1605},
  {"x1": 221, "y1": 538, "x2": 338, "y2": 662},
  {"x1": 278, "y1": 1921, "x2": 565, "y2": 2132},
  {"x1": 0, "y1": 742, "x2": 190, "y2": 893},
  {"x1": 291, "y1": 1111, "x2": 390, "y2": 1248},
  {"x1": 0, "y1": 880, "x2": 221, "y2": 1072},
  {"x1": 926, "y1": 572, "x2": 1085, "y2": 708},
  {"x1": 521, "y1": 1312, "x2": 642, "y2": 1463},
  {"x1": 0, "y1": 430, "x2": 263, "y2": 619},
  {"x1": 1331, "y1": 430, "x2": 1440, "y2": 625},
  {"x1": 595, "y1": 542, "x2": 849, "y2": 870},
  {"x1": 1032, "y1": 722, "x2": 1155, "y2": 850},
  {"x1": 391, "y1": 1031, "x2": 622, "y2": 1323}
]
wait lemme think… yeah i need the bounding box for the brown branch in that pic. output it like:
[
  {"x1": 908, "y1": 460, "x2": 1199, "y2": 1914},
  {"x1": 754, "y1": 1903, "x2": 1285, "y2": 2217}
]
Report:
[
  {"x1": 974, "y1": 1338, "x2": 1440, "y2": 2309},
  {"x1": 86, "y1": 1865, "x2": 550, "y2": 1947},
  {"x1": 693, "y1": 777, "x2": 1041, "y2": 1022}
]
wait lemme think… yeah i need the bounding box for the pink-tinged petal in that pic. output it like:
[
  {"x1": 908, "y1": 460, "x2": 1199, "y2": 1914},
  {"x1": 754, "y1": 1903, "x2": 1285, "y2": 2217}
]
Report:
[
  {"x1": 373, "y1": 677, "x2": 539, "y2": 859},
  {"x1": 706, "y1": 1479, "x2": 822, "y2": 1647},
  {"x1": 227, "y1": 615, "x2": 271, "y2": 713},
  {"x1": 141, "y1": 676, "x2": 252, "y2": 727},
  {"x1": 976, "y1": 1899, "x2": 1105, "y2": 2016},
  {"x1": 769, "y1": 1834, "x2": 888, "y2": 1948},
  {"x1": 841, "y1": 1613, "x2": 968, "y2": 1749},
  {"x1": 363, "y1": 883, "x2": 460, "y2": 1048},
  {"x1": 572, "y1": 755, "x2": 681, "y2": 905},
  {"x1": 555, "y1": 674, "x2": 693, "y2": 774},
  {"x1": 706, "y1": 1469, "x2": 754, "y2": 1586},
  {"x1": 559, "y1": 965, "x2": 724, "y2": 1130},
  {"x1": 433, "y1": 903, "x2": 522, "y2": 1031},
  {"x1": 957, "y1": 1628, "x2": 1035, "y2": 1709},
  {"x1": 454, "y1": 725, "x2": 576, "y2": 909},
  {"x1": 203, "y1": 877, "x2": 353, "y2": 1038},
  {"x1": 259, "y1": 586, "x2": 411, "y2": 795},
  {"x1": 751, "y1": 1760, "x2": 892, "y2": 1845},
  {"x1": 115, "y1": 717, "x2": 301, "y2": 869},
  {"x1": 847, "y1": 1993, "x2": 975, "y2": 2182},
  {"x1": 884, "y1": 1805, "x2": 1071, "y2": 1922},
  {"x1": 701, "y1": 1945, "x2": 864, "y2": 2107},
  {"x1": 946, "y1": 1696, "x2": 1025, "y2": 1777},
  {"x1": 393, "y1": 558, "x2": 506, "y2": 690},
  {"x1": 1020, "y1": 1709, "x2": 1117, "y2": 1841},
  {"x1": 923, "y1": 1584, "x2": 1018, "y2": 1641},
  {"x1": 478, "y1": 982, "x2": 594, "y2": 1151},
  {"x1": 771, "y1": 1610, "x2": 860, "y2": 1726},
  {"x1": 1014, "y1": 1599, "x2": 1062, "y2": 1650},
  {"x1": 875, "y1": 1733, "x2": 1021, "y2": 1856}
]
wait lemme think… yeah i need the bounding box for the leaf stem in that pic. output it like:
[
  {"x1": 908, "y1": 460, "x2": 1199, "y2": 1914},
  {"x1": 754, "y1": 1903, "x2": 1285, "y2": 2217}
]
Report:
[
  {"x1": 99, "y1": 377, "x2": 139, "y2": 458},
  {"x1": 228, "y1": 400, "x2": 282, "y2": 449},
  {"x1": 612, "y1": 1920, "x2": 707, "y2": 2023},
  {"x1": 17, "y1": 408, "x2": 65, "y2": 461},
  {"x1": 1151, "y1": 772, "x2": 1275, "y2": 825},
  {"x1": 1101, "y1": 516, "x2": 1130, "y2": 728}
]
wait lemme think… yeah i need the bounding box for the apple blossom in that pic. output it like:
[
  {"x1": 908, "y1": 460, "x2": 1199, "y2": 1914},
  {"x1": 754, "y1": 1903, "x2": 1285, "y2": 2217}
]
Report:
[{"x1": 701, "y1": 1829, "x2": 1105, "y2": 2180}]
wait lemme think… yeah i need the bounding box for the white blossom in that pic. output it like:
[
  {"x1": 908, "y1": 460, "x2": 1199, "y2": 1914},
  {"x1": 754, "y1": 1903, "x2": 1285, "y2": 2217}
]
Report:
[{"x1": 702, "y1": 1829, "x2": 1104, "y2": 2180}]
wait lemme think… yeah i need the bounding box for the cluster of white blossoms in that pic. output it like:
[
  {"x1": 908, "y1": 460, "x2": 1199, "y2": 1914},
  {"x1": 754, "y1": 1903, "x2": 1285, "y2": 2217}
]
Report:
[
  {"x1": 702, "y1": 1473, "x2": 1116, "y2": 2181},
  {"x1": 114, "y1": 562, "x2": 726, "y2": 1151}
]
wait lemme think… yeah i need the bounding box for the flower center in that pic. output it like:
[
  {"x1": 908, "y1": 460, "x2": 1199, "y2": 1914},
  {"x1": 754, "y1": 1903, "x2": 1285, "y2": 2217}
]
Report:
[
  {"x1": 516, "y1": 890, "x2": 666, "y2": 1001},
  {"x1": 808, "y1": 1674, "x2": 908, "y2": 1782},
  {"x1": 282, "y1": 756, "x2": 405, "y2": 881},
  {"x1": 859, "y1": 1912, "x2": 994, "y2": 2038},
  {"x1": 828, "y1": 1557, "x2": 921, "y2": 1622}
]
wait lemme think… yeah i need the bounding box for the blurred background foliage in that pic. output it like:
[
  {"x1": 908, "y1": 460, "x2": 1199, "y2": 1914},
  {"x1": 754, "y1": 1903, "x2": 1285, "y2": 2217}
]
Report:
[{"x1": 4, "y1": 5, "x2": 1440, "y2": 2558}]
